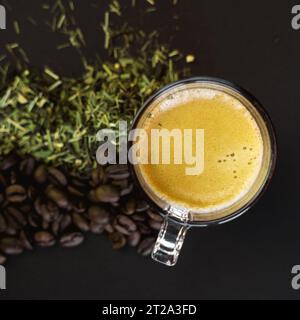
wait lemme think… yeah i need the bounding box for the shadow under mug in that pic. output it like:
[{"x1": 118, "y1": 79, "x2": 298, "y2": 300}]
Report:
[{"x1": 128, "y1": 77, "x2": 277, "y2": 266}]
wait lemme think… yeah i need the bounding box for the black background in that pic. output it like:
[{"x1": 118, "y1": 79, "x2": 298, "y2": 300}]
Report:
[{"x1": 0, "y1": 0, "x2": 299, "y2": 300}]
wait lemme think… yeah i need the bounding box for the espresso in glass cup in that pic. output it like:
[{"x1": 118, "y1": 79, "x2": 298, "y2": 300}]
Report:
[{"x1": 128, "y1": 77, "x2": 276, "y2": 266}]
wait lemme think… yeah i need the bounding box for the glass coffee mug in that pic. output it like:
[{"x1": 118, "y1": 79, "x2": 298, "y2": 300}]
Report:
[{"x1": 128, "y1": 77, "x2": 277, "y2": 266}]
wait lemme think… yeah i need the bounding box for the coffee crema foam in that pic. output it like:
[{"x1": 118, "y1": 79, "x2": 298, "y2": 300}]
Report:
[{"x1": 135, "y1": 86, "x2": 264, "y2": 213}]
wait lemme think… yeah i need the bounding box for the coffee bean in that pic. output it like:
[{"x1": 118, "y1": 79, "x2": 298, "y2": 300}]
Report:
[
  {"x1": 90, "y1": 167, "x2": 105, "y2": 187},
  {"x1": 4, "y1": 212, "x2": 20, "y2": 235},
  {"x1": 90, "y1": 222, "x2": 105, "y2": 234},
  {"x1": 136, "y1": 200, "x2": 150, "y2": 212},
  {"x1": 19, "y1": 157, "x2": 36, "y2": 176},
  {"x1": 106, "y1": 164, "x2": 130, "y2": 180},
  {"x1": 0, "y1": 153, "x2": 19, "y2": 171},
  {"x1": 137, "y1": 237, "x2": 155, "y2": 256},
  {"x1": 45, "y1": 185, "x2": 70, "y2": 209},
  {"x1": 0, "y1": 214, "x2": 7, "y2": 233},
  {"x1": 148, "y1": 219, "x2": 162, "y2": 230},
  {"x1": 0, "y1": 254, "x2": 6, "y2": 264},
  {"x1": 34, "y1": 231, "x2": 56, "y2": 247},
  {"x1": 6, "y1": 206, "x2": 27, "y2": 226},
  {"x1": 48, "y1": 167, "x2": 68, "y2": 186},
  {"x1": 120, "y1": 183, "x2": 133, "y2": 197},
  {"x1": 0, "y1": 174, "x2": 7, "y2": 190},
  {"x1": 20, "y1": 230, "x2": 33, "y2": 250},
  {"x1": 34, "y1": 165, "x2": 48, "y2": 184},
  {"x1": 117, "y1": 215, "x2": 137, "y2": 232},
  {"x1": 127, "y1": 231, "x2": 141, "y2": 247},
  {"x1": 52, "y1": 214, "x2": 63, "y2": 235},
  {"x1": 88, "y1": 190, "x2": 98, "y2": 203},
  {"x1": 123, "y1": 198, "x2": 136, "y2": 215},
  {"x1": 114, "y1": 224, "x2": 130, "y2": 235},
  {"x1": 0, "y1": 238, "x2": 23, "y2": 255},
  {"x1": 60, "y1": 232, "x2": 84, "y2": 248},
  {"x1": 34, "y1": 198, "x2": 59, "y2": 222},
  {"x1": 95, "y1": 185, "x2": 120, "y2": 203},
  {"x1": 60, "y1": 214, "x2": 72, "y2": 232},
  {"x1": 146, "y1": 209, "x2": 163, "y2": 222},
  {"x1": 105, "y1": 223, "x2": 114, "y2": 233},
  {"x1": 88, "y1": 206, "x2": 110, "y2": 225},
  {"x1": 131, "y1": 213, "x2": 146, "y2": 222},
  {"x1": 109, "y1": 232, "x2": 126, "y2": 250},
  {"x1": 72, "y1": 213, "x2": 89, "y2": 232},
  {"x1": 67, "y1": 186, "x2": 85, "y2": 197},
  {"x1": 5, "y1": 184, "x2": 27, "y2": 203},
  {"x1": 137, "y1": 222, "x2": 152, "y2": 235},
  {"x1": 0, "y1": 154, "x2": 160, "y2": 263}
]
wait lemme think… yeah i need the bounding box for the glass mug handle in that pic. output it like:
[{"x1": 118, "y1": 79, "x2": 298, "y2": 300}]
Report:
[{"x1": 151, "y1": 214, "x2": 189, "y2": 266}]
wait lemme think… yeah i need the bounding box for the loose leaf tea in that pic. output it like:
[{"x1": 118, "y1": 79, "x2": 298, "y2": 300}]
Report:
[{"x1": 0, "y1": 0, "x2": 191, "y2": 173}]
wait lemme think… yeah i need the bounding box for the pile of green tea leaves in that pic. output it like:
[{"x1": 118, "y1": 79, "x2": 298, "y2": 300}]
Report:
[{"x1": 0, "y1": 0, "x2": 193, "y2": 173}]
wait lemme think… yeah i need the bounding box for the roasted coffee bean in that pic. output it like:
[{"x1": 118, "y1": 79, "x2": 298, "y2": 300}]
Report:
[
  {"x1": 137, "y1": 222, "x2": 152, "y2": 235},
  {"x1": 0, "y1": 153, "x2": 19, "y2": 171},
  {"x1": 34, "y1": 165, "x2": 48, "y2": 184},
  {"x1": 136, "y1": 200, "x2": 149, "y2": 212},
  {"x1": 0, "y1": 174, "x2": 7, "y2": 190},
  {"x1": 131, "y1": 213, "x2": 146, "y2": 222},
  {"x1": 0, "y1": 254, "x2": 6, "y2": 264},
  {"x1": 90, "y1": 167, "x2": 105, "y2": 187},
  {"x1": 4, "y1": 212, "x2": 20, "y2": 235},
  {"x1": 0, "y1": 193, "x2": 4, "y2": 205},
  {"x1": 6, "y1": 206, "x2": 27, "y2": 226},
  {"x1": 106, "y1": 164, "x2": 130, "y2": 180},
  {"x1": 28, "y1": 214, "x2": 40, "y2": 228},
  {"x1": 0, "y1": 214, "x2": 7, "y2": 233},
  {"x1": 88, "y1": 206, "x2": 110, "y2": 225},
  {"x1": 34, "y1": 231, "x2": 55, "y2": 247},
  {"x1": 5, "y1": 184, "x2": 27, "y2": 203},
  {"x1": 0, "y1": 238, "x2": 23, "y2": 255},
  {"x1": 137, "y1": 237, "x2": 155, "y2": 256},
  {"x1": 116, "y1": 215, "x2": 137, "y2": 232},
  {"x1": 127, "y1": 231, "x2": 141, "y2": 247},
  {"x1": 111, "y1": 178, "x2": 128, "y2": 189},
  {"x1": 48, "y1": 167, "x2": 68, "y2": 186},
  {"x1": 148, "y1": 219, "x2": 162, "y2": 230},
  {"x1": 90, "y1": 222, "x2": 105, "y2": 234},
  {"x1": 109, "y1": 232, "x2": 126, "y2": 250},
  {"x1": 60, "y1": 232, "x2": 84, "y2": 248},
  {"x1": 114, "y1": 224, "x2": 130, "y2": 235},
  {"x1": 45, "y1": 185, "x2": 70, "y2": 209},
  {"x1": 20, "y1": 230, "x2": 33, "y2": 250},
  {"x1": 123, "y1": 198, "x2": 136, "y2": 215},
  {"x1": 27, "y1": 185, "x2": 38, "y2": 199},
  {"x1": 72, "y1": 213, "x2": 89, "y2": 232},
  {"x1": 19, "y1": 157, "x2": 36, "y2": 176},
  {"x1": 104, "y1": 223, "x2": 114, "y2": 233},
  {"x1": 67, "y1": 186, "x2": 85, "y2": 197},
  {"x1": 34, "y1": 198, "x2": 59, "y2": 222},
  {"x1": 0, "y1": 153, "x2": 160, "y2": 262},
  {"x1": 88, "y1": 189, "x2": 98, "y2": 203},
  {"x1": 120, "y1": 183, "x2": 133, "y2": 197},
  {"x1": 95, "y1": 185, "x2": 120, "y2": 203},
  {"x1": 146, "y1": 209, "x2": 163, "y2": 222},
  {"x1": 60, "y1": 214, "x2": 72, "y2": 232},
  {"x1": 51, "y1": 214, "x2": 63, "y2": 235}
]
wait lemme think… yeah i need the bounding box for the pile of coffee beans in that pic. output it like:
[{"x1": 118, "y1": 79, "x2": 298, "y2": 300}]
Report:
[{"x1": 0, "y1": 154, "x2": 161, "y2": 264}]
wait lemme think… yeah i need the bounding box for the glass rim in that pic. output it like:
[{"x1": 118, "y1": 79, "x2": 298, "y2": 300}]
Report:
[{"x1": 128, "y1": 76, "x2": 277, "y2": 227}]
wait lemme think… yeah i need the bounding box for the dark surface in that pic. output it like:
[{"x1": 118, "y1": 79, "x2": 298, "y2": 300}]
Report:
[{"x1": 0, "y1": 0, "x2": 299, "y2": 300}]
